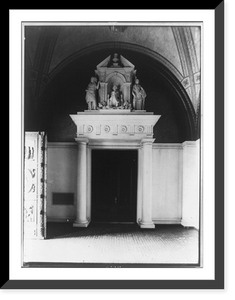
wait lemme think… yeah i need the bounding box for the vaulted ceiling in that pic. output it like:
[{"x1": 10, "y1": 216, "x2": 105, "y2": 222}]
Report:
[{"x1": 24, "y1": 25, "x2": 201, "y2": 143}]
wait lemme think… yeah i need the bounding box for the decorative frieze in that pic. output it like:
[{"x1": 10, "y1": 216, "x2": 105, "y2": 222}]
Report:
[
  {"x1": 96, "y1": 125, "x2": 101, "y2": 135},
  {"x1": 104, "y1": 125, "x2": 111, "y2": 133},
  {"x1": 171, "y1": 26, "x2": 201, "y2": 113},
  {"x1": 194, "y1": 71, "x2": 201, "y2": 84},
  {"x1": 86, "y1": 125, "x2": 93, "y2": 133},
  {"x1": 181, "y1": 77, "x2": 190, "y2": 89},
  {"x1": 70, "y1": 111, "x2": 159, "y2": 141},
  {"x1": 120, "y1": 125, "x2": 127, "y2": 133},
  {"x1": 137, "y1": 125, "x2": 145, "y2": 133}
]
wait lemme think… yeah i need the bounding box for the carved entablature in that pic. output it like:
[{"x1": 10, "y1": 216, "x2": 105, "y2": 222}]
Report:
[
  {"x1": 95, "y1": 53, "x2": 136, "y2": 106},
  {"x1": 70, "y1": 111, "x2": 161, "y2": 144}
]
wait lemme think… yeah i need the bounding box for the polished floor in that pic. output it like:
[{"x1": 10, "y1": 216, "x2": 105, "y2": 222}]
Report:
[{"x1": 23, "y1": 222, "x2": 200, "y2": 266}]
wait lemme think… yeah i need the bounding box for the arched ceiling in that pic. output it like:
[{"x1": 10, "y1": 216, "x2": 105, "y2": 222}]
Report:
[
  {"x1": 25, "y1": 25, "x2": 201, "y2": 106},
  {"x1": 24, "y1": 24, "x2": 201, "y2": 142},
  {"x1": 26, "y1": 26, "x2": 184, "y2": 75}
]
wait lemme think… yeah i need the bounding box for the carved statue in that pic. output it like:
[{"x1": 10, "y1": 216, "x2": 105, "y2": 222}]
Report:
[
  {"x1": 112, "y1": 53, "x2": 120, "y2": 67},
  {"x1": 132, "y1": 78, "x2": 147, "y2": 110},
  {"x1": 85, "y1": 77, "x2": 99, "y2": 110},
  {"x1": 95, "y1": 54, "x2": 136, "y2": 109},
  {"x1": 107, "y1": 85, "x2": 119, "y2": 108},
  {"x1": 123, "y1": 97, "x2": 131, "y2": 109}
]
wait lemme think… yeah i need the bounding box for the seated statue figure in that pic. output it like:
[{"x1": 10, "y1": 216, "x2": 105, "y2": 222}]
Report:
[
  {"x1": 132, "y1": 78, "x2": 147, "y2": 110},
  {"x1": 85, "y1": 77, "x2": 99, "y2": 110},
  {"x1": 107, "y1": 85, "x2": 119, "y2": 108}
]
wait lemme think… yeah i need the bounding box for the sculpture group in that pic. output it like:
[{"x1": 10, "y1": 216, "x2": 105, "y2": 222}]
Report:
[{"x1": 85, "y1": 53, "x2": 147, "y2": 111}]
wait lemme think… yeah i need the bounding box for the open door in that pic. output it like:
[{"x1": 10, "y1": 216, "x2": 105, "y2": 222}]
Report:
[{"x1": 23, "y1": 132, "x2": 47, "y2": 239}]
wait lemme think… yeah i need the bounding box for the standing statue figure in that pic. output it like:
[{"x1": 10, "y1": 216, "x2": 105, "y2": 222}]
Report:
[
  {"x1": 132, "y1": 78, "x2": 147, "y2": 110},
  {"x1": 85, "y1": 77, "x2": 99, "y2": 110}
]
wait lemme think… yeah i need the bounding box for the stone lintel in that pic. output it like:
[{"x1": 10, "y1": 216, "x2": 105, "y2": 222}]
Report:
[{"x1": 70, "y1": 112, "x2": 161, "y2": 140}]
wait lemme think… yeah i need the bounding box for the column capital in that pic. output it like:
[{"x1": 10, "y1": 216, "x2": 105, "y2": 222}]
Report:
[
  {"x1": 75, "y1": 137, "x2": 89, "y2": 145},
  {"x1": 141, "y1": 138, "x2": 155, "y2": 145}
]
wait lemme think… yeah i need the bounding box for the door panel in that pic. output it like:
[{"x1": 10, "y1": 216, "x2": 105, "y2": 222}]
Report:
[
  {"x1": 24, "y1": 132, "x2": 47, "y2": 239},
  {"x1": 91, "y1": 150, "x2": 137, "y2": 222}
]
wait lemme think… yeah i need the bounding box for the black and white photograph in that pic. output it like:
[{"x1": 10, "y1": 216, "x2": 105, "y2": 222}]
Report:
[
  {"x1": 7, "y1": 4, "x2": 227, "y2": 291},
  {"x1": 22, "y1": 22, "x2": 202, "y2": 267}
]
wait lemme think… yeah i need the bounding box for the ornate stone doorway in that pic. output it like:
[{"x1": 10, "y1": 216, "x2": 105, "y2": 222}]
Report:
[
  {"x1": 70, "y1": 110, "x2": 161, "y2": 229},
  {"x1": 91, "y1": 149, "x2": 137, "y2": 223}
]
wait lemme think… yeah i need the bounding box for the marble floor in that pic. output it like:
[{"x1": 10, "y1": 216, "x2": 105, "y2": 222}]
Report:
[{"x1": 23, "y1": 222, "x2": 200, "y2": 266}]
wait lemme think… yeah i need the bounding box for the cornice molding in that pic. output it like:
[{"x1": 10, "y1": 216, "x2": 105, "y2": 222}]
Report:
[{"x1": 70, "y1": 111, "x2": 161, "y2": 141}]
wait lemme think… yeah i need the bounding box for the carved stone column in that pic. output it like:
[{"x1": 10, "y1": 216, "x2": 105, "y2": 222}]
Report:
[
  {"x1": 139, "y1": 138, "x2": 155, "y2": 229},
  {"x1": 123, "y1": 82, "x2": 131, "y2": 103},
  {"x1": 86, "y1": 146, "x2": 92, "y2": 222},
  {"x1": 73, "y1": 138, "x2": 90, "y2": 227},
  {"x1": 99, "y1": 82, "x2": 107, "y2": 104}
]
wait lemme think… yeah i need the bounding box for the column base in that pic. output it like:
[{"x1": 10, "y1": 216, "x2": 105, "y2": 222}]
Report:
[
  {"x1": 181, "y1": 219, "x2": 199, "y2": 230},
  {"x1": 73, "y1": 220, "x2": 90, "y2": 228},
  {"x1": 139, "y1": 221, "x2": 155, "y2": 229}
]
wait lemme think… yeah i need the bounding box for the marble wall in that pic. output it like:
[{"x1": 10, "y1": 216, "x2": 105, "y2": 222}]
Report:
[
  {"x1": 46, "y1": 141, "x2": 200, "y2": 229},
  {"x1": 152, "y1": 144, "x2": 182, "y2": 224},
  {"x1": 47, "y1": 143, "x2": 77, "y2": 221}
]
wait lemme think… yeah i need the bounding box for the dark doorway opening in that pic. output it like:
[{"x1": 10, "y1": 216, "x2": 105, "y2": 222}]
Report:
[{"x1": 91, "y1": 149, "x2": 138, "y2": 223}]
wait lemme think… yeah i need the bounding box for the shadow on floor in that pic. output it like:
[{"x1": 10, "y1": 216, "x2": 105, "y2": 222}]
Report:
[
  {"x1": 24, "y1": 222, "x2": 199, "y2": 267},
  {"x1": 46, "y1": 222, "x2": 196, "y2": 240}
]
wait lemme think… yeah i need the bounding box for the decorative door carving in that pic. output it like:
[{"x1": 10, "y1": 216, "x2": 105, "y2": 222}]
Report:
[{"x1": 24, "y1": 132, "x2": 47, "y2": 239}]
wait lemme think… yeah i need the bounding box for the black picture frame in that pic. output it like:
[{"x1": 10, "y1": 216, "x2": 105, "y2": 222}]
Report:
[{"x1": 5, "y1": 1, "x2": 227, "y2": 292}]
